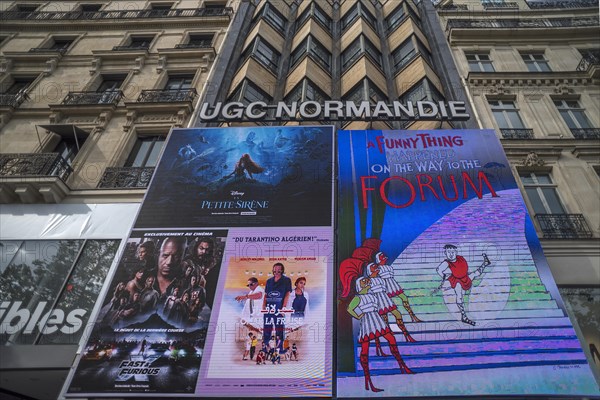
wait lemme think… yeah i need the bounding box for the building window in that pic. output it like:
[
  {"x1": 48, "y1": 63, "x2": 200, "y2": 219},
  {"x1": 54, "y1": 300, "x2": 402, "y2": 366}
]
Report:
[
  {"x1": 80, "y1": 4, "x2": 102, "y2": 12},
  {"x1": 126, "y1": 136, "x2": 166, "y2": 168},
  {"x1": 49, "y1": 38, "x2": 74, "y2": 51},
  {"x1": 54, "y1": 135, "x2": 86, "y2": 166},
  {"x1": 96, "y1": 74, "x2": 126, "y2": 103},
  {"x1": 150, "y1": 2, "x2": 174, "y2": 10},
  {"x1": 295, "y1": 3, "x2": 332, "y2": 32},
  {"x1": 489, "y1": 100, "x2": 526, "y2": 129},
  {"x1": 343, "y1": 79, "x2": 387, "y2": 103},
  {"x1": 128, "y1": 35, "x2": 154, "y2": 50},
  {"x1": 14, "y1": 4, "x2": 40, "y2": 12},
  {"x1": 522, "y1": 53, "x2": 551, "y2": 72},
  {"x1": 466, "y1": 53, "x2": 495, "y2": 72},
  {"x1": 341, "y1": 35, "x2": 382, "y2": 72},
  {"x1": 0, "y1": 239, "x2": 120, "y2": 345},
  {"x1": 400, "y1": 79, "x2": 443, "y2": 104},
  {"x1": 391, "y1": 36, "x2": 431, "y2": 72},
  {"x1": 285, "y1": 79, "x2": 330, "y2": 103},
  {"x1": 228, "y1": 79, "x2": 273, "y2": 106},
  {"x1": 290, "y1": 35, "x2": 331, "y2": 72},
  {"x1": 385, "y1": 5, "x2": 407, "y2": 33},
  {"x1": 188, "y1": 33, "x2": 213, "y2": 47},
  {"x1": 254, "y1": 2, "x2": 287, "y2": 33},
  {"x1": 520, "y1": 172, "x2": 566, "y2": 215},
  {"x1": 341, "y1": 1, "x2": 377, "y2": 32},
  {"x1": 2, "y1": 77, "x2": 35, "y2": 95},
  {"x1": 241, "y1": 36, "x2": 281, "y2": 73},
  {"x1": 553, "y1": 100, "x2": 592, "y2": 130},
  {"x1": 165, "y1": 75, "x2": 193, "y2": 90}
]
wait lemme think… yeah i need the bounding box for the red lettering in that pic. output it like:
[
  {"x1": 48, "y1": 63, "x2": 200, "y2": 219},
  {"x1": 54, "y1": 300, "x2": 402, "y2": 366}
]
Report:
[
  {"x1": 437, "y1": 175, "x2": 459, "y2": 201},
  {"x1": 417, "y1": 174, "x2": 440, "y2": 201},
  {"x1": 360, "y1": 176, "x2": 377, "y2": 209},
  {"x1": 380, "y1": 177, "x2": 416, "y2": 208},
  {"x1": 462, "y1": 171, "x2": 498, "y2": 199}
]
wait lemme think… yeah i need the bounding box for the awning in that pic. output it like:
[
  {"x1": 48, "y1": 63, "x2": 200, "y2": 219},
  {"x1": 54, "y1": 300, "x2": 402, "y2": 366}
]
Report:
[{"x1": 38, "y1": 124, "x2": 91, "y2": 140}]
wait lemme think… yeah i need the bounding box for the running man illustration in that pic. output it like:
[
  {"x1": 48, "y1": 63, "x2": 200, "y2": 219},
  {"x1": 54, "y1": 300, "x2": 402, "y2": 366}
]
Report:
[
  {"x1": 435, "y1": 244, "x2": 491, "y2": 326},
  {"x1": 340, "y1": 258, "x2": 413, "y2": 393}
]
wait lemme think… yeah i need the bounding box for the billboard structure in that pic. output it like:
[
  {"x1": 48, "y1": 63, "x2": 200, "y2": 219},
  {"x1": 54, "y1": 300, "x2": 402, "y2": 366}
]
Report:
[
  {"x1": 66, "y1": 126, "x2": 334, "y2": 397},
  {"x1": 336, "y1": 129, "x2": 599, "y2": 397}
]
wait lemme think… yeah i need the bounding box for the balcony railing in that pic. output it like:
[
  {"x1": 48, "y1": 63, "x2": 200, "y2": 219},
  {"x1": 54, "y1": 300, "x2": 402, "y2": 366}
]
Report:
[
  {"x1": 438, "y1": 4, "x2": 469, "y2": 10},
  {"x1": 0, "y1": 7, "x2": 233, "y2": 21},
  {"x1": 447, "y1": 16, "x2": 600, "y2": 30},
  {"x1": 536, "y1": 214, "x2": 593, "y2": 239},
  {"x1": 29, "y1": 47, "x2": 68, "y2": 54},
  {"x1": 576, "y1": 50, "x2": 600, "y2": 72},
  {"x1": 174, "y1": 43, "x2": 213, "y2": 49},
  {"x1": 0, "y1": 153, "x2": 72, "y2": 181},
  {"x1": 112, "y1": 45, "x2": 150, "y2": 51},
  {"x1": 570, "y1": 128, "x2": 600, "y2": 139},
  {"x1": 61, "y1": 90, "x2": 123, "y2": 106},
  {"x1": 482, "y1": 2, "x2": 519, "y2": 9},
  {"x1": 137, "y1": 88, "x2": 197, "y2": 103},
  {"x1": 0, "y1": 93, "x2": 28, "y2": 108},
  {"x1": 97, "y1": 167, "x2": 154, "y2": 188},
  {"x1": 501, "y1": 128, "x2": 534, "y2": 139},
  {"x1": 526, "y1": 0, "x2": 598, "y2": 9}
]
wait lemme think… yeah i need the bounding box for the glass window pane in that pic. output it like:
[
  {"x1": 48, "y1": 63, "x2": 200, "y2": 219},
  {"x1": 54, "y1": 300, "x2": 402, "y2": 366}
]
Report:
[
  {"x1": 146, "y1": 140, "x2": 165, "y2": 167},
  {"x1": 131, "y1": 140, "x2": 152, "y2": 167},
  {"x1": 525, "y1": 188, "x2": 547, "y2": 214},
  {"x1": 506, "y1": 110, "x2": 525, "y2": 129},
  {"x1": 520, "y1": 173, "x2": 535, "y2": 184},
  {"x1": 0, "y1": 240, "x2": 83, "y2": 345},
  {"x1": 535, "y1": 174, "x2": 552, "y2": 184},
  {"x1": 492, "y1": 110, "x2": 509, "y2": 129},
  {"x1": 37, "y1": 240, "x2": 120, "y2": 345},
  {"x1": 572, "y1": 110, "x2": 592, "y2": 129},
  {"x1": 541, "y1": 188, "x2": 566, "y2": 214}
]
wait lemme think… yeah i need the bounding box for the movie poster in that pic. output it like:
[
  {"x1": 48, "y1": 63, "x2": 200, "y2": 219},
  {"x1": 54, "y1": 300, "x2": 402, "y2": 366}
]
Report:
[
  {"x1": 196, "y1": 228, "x2": 333, "y2": 397},
  {"x1": 67, "y1": 231, "x2": 226, "y2": 395},
  {"x1": 67, "y1": 126, "x2": 334, "y2": 397},
  {"x1": 336, "y1": 129, "x2": 599, "y2": 397},
  {"x1": 134, "y1": 126, "x2": 333, "y2": 229}
]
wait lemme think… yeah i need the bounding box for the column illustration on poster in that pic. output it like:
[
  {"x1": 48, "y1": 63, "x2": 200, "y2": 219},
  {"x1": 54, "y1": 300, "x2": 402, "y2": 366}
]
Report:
[
  {"x1": 66, "y1": 126, "x2": 334, "y2": 397},
  {"x1": 336, "y1": 129, "x2": 599, "y2": 397}
]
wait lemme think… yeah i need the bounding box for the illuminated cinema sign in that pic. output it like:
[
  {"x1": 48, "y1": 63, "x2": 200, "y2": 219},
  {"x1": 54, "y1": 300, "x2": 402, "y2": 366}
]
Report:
[{"x1": 198, "y1": 100, "x2": 470, "y2": 122}]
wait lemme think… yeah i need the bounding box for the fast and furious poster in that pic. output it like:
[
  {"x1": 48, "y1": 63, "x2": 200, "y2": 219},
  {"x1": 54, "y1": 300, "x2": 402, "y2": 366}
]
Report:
[
  {"x1": 66, "y1": 126, "x2": 334, "y2": 397},
  {"x1": 336, "y1": 129, "x2": 599, "y2": 397}
]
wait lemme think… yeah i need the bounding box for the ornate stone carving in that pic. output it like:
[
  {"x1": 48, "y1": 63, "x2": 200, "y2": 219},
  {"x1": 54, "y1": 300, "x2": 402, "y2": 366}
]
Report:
[
  {"x1": 157, "y1": 55, "x2": 167, "y2": 73},
  {"x1": 0, "y1": 59, "x2": 13, "y2": 73},
  {"x1": 520, "y1": 152, "x2": 546, "y2": 167},
  {"x1": 90, "y1": 57, "x2": 101, "y2": 75}
]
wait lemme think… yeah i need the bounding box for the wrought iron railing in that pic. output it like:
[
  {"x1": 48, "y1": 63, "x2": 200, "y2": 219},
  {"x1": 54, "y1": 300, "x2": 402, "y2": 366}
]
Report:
[
  {"x1": 536, "y1": 214, "x2": 593, "y2": 239},
  {"x1": 576, "y1": 50, "x2": 600, "y2": 72},
  {"x1": 97, "y1": 167, "x2": 154, "y2": 188},
  {"x1": 174, "y1": 43, "x2": 213, "y2": 49},
  {"x1": 570, "y1": 128, "x2": 600, "y2": 139},
  {"x1": 0, "y1": 7, "x2": 233, "y2": 21},
  {"x1": 0, "y1": 153, "x2": 72, "y2": 181},
  {"x1": 447, "y1": 16, "x2": 599, "y2": 29},
  {"x1": 29, "y1": 47, "x2": 68, "y2": 54},
  {"x1": 0, "y1": 93, "x2": 28, "y2": 108},
  {"x1": 526, "y1": 0, "x2": 598, "y2": 9},
  {"x1": 61, "y1": 90, "x2": 123, "y2": 105},
  {"x1": 500, "y1": 128, "x2": 534, "y2": 139},
  {"x1": 136, "y1": 88, "x2": 197, "y2": 103},
  {"x1": 482, "y1": 2, "x2": 519, "y2": 9},
  {"x1": 438, "y1": 4, "x2": 469, "y2": 10},
  {"x1": 112, "y1": 45, "x2": 150, "y2": 51}
]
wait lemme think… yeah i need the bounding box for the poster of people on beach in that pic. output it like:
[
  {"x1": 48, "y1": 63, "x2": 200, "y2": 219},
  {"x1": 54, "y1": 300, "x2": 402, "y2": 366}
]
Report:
[{"x1": 336, "y1": 129, "x2": 599, "y2": 397}]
